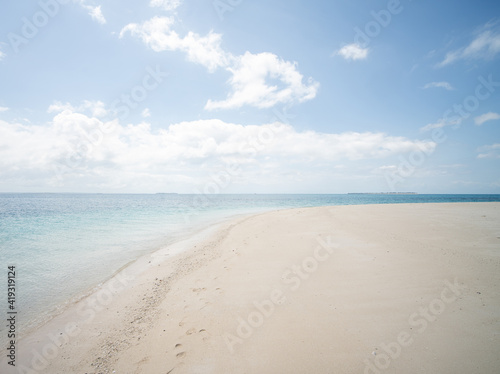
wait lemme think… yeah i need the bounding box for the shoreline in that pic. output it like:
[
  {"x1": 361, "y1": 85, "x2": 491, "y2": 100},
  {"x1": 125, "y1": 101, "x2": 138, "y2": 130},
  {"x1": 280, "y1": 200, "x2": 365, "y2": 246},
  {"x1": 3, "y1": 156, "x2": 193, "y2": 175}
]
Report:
[
  {"x1": 8, "y1": 209, "x2": 263, "y2": 342},
  {"x1": 7, "y1": 211, "x2": 262, "y2": 372},
  {"x1": 5, "y1": 202, "x2": 500, "y2": 373},
  {"x1": 15, "y1": 210, "x2": 256, "y2": 338}
]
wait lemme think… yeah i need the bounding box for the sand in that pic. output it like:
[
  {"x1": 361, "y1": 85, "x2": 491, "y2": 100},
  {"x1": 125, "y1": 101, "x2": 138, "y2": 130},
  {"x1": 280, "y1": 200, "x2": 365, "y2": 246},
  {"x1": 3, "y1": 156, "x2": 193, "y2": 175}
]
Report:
[{"x1": 7, "y1": 202, "x2": 500, "y2": 374}]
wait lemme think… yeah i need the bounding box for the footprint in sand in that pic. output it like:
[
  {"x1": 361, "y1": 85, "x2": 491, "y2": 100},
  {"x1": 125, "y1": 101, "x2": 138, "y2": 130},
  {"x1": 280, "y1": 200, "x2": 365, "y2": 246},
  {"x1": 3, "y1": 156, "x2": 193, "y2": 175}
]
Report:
[
  {"x1": 198, "y1": 329, "x2": 210, "y2": 341},
  {"x1": 200, "y1": 301, "x2": 211, "y2": 310},
  {"x1": 134, "y1": 356, "x2": 150, "y2": 374},
  {"x1": 174, "y1": 343, "x2": 186, "y2": 359},
  {"x1": 192, "y1": 287, "x2": 207, "y2": 294},
  {"x1": 186, "y1": 328, "x2": 197, "y2": 335}
]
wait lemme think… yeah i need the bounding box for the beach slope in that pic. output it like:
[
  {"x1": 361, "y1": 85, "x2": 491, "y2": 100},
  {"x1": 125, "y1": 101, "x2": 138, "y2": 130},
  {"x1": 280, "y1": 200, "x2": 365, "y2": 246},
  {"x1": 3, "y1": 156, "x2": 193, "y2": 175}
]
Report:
[{"x1": 15, "y1": 203, "x2": 500, "y2": 374}]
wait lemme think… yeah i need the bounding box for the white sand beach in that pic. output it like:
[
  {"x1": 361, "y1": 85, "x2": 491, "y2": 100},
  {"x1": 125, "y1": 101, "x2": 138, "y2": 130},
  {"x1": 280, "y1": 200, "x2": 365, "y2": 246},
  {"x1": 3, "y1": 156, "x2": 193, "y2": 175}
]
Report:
[{"x1": 12, "y1": 202, "x2": 500, "y2": 374}]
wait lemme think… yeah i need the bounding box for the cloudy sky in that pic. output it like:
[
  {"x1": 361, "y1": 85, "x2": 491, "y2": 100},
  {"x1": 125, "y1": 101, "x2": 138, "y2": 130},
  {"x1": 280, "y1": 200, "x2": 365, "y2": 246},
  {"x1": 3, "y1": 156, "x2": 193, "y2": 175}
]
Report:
[{"x1": 0, "y1": 0, "x2": 499, "y2": 193}]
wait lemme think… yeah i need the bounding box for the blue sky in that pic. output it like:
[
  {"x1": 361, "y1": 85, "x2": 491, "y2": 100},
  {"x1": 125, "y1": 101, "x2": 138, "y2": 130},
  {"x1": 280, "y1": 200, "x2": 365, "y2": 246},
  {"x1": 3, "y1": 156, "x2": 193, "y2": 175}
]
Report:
[{"x1": 0, "y1": 0, "x2": 499, "y2": 193}]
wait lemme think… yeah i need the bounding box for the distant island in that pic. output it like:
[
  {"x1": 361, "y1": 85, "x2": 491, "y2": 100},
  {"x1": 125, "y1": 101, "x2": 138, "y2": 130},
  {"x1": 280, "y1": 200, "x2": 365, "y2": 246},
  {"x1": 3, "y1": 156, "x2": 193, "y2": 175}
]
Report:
[{"x1": 347, "y1": 192, "x2": 418, "y2": 195}]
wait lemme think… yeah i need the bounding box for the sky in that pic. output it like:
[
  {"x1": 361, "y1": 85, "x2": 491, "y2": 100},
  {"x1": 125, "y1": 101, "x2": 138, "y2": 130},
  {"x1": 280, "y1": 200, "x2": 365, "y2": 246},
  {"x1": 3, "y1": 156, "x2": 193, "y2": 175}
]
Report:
[{"x1": 0, "y1": 0, "x2": 499, "y2": 194}]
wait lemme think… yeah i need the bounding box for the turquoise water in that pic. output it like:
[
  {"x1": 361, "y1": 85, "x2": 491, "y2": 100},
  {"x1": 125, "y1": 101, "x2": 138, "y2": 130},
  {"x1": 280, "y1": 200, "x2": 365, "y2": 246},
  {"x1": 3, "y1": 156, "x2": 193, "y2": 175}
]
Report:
[{"x1": 1, "y1": 193, "x2": 499, "y2": 336}]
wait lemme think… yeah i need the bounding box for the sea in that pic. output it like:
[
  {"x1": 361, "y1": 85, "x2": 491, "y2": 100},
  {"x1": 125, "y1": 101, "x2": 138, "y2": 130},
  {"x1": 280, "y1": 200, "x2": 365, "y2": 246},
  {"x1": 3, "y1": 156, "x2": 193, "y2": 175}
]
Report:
[{"x1": 1, "y1": 193, "x2": 499, "y2": 339}]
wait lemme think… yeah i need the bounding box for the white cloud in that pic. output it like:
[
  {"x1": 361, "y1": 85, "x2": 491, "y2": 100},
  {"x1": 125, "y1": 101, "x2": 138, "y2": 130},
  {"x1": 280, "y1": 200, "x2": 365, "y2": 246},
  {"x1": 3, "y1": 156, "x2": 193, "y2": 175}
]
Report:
[
  {"x1": 0, "y1": 106, "x2": 8, "y2": 112},
  {"x1": 76, "y1": 1, "x2": 107, "y2": 24},
  {"x1": 150, "y1": 0, "x2": 182, "y2": 11},
  {"x1": 374, "y1": 165, "x2": 398, "y2": 172},
  {"x1": 437, "y1": 26, "x2": 500, "y2": 67},
  {"x1": 48, "y1": 100, "x2": 107, "y2": 117},
  {"x1": 205, "y1": 52, "x2": 319, "y2": 110},
  {"x1": 48, "y1": 102, "x2": 74, "y2": 114},
  {"x1": 120, "y1": 16, "x2": 230, "y2": 72},
  {"x1": 120, "y1": 16, "x2": 319, "y2": 110},
  {"x1": 336, "y1": 43, "x2": 369, "y2": 61},
  {"x1": 477, "y1": 143, "x2": 500, "y2": 159},
  {"x1": 0, "y1": 103, "x2": 435, "y2": 192},
  {"x1": 82, "y1": 100, "x2": 107, "y2": 117},
  {"x1": 88, "y1": 5, "x2": 106, "y2": 24},
  {"x1": 420, "y1": 116, "x2": 462, "y2": 132},
  {"x1": 439, "y1": 164, "x2": 467, "y2": 169},
  {"x1": 142, "y1": 108, "x2": 152, "y2": 118},
  {"x1": 474, "y1": 112, "x2": 500, "y2": 126},
  {"x1": 0, "y1": 48, "x2": 5, "y2": 61},
  {"x1": 422, "y1": 81, "x2": 454, "y2": 90}
]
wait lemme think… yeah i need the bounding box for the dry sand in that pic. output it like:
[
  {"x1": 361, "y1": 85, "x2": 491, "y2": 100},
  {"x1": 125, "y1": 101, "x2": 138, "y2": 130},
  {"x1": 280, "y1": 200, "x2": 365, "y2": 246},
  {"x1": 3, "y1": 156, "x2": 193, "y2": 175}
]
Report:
[{"x1": 9, "y1": 202, "x2": 500, "y2": 373}]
